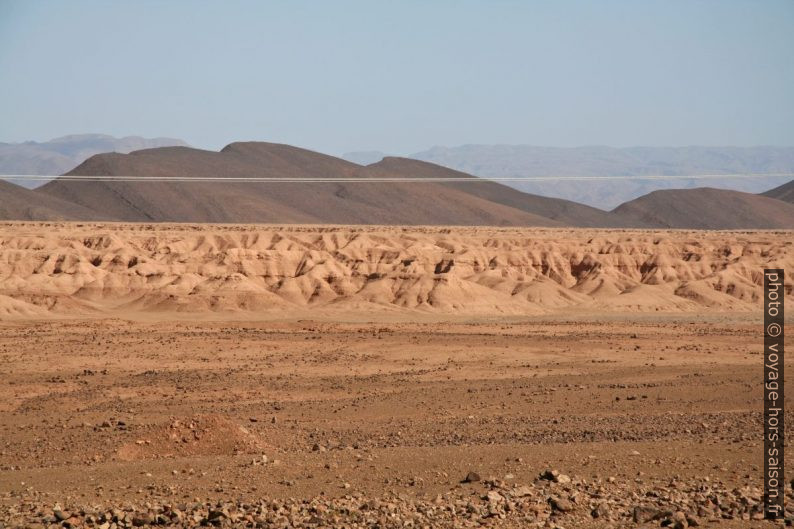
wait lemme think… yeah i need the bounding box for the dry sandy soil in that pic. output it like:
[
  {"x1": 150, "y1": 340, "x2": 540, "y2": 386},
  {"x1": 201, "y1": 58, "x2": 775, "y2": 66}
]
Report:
[{"x1": 0, "y1": 223, "x2": 792, "y2": 528}]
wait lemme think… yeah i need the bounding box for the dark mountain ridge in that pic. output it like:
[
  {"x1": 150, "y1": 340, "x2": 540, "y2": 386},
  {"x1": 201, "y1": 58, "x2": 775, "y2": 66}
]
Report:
[{"x1": 0, "y1": 141, "x2": 792, "y2": 229}]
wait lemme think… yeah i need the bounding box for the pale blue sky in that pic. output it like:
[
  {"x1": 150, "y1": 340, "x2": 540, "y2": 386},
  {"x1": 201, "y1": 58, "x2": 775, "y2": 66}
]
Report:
[{"x1": 1, "y1": 0, "x2": 792, "y2": 155}]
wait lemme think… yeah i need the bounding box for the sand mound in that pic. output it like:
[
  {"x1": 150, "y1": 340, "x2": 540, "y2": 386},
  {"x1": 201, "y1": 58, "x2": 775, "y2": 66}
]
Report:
[
  {"x1": 0, "y1": 223, "x2": 791, "y2": 317},
  {"x1": 0, "y1": 294, "x2": 49, "y2": 317},
  {"x1": 117, "y1": 415, "x2": 267, "y2": 461}
]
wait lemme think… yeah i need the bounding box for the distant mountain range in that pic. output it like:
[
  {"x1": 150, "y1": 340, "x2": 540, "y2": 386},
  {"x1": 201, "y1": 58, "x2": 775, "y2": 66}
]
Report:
[
  {"x1": 2, "y1": 141, "x2": 793, "y2": 229},
  {"x1": 344, "y1": 145, "x2": 794, "y2": 209},
  {"x1": 0, "y1": 134, "x2": 187, "y2": 188}
]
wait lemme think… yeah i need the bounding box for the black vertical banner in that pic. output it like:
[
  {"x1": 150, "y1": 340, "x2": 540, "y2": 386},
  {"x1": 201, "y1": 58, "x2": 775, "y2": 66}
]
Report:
[{"x1": 764, "y1": 269, "x2": 785, "y2": 519}]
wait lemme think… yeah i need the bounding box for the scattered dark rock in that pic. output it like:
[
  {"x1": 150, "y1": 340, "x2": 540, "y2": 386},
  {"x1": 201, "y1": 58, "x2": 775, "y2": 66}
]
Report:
[
  {"x1": 591, "y1": 502, "x2": 610, "y2": 518},
  {"x1": 550, "y1": 496, "x2": 574, "y2": 512},
  {"x1": 132, "y1": 512, "x2": 154, "y2": 526},
  {"x1": 633, "y1": 505, "x2": 662, "y2": 523},
  {"x1": 0, "y1": 477, "x2": 774, "y2": 528},
  {"x1": 462, "y1": 471, "x2": 481, "y2": 483},
  {"x1": 685, "y1": 513, "x2": 701, "y2": 526},
  {"x1": 540, "y1": 469, "x2": 571, "y2": 483}
]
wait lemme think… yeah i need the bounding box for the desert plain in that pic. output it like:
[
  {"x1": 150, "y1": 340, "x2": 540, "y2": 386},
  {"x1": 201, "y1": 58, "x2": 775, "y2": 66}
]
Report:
[{"x1": 0, "y1": 222, "x2": 792, "y2": 528}]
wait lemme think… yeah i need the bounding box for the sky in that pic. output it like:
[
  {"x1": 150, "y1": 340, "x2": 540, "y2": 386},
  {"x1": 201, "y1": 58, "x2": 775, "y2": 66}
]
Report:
[{"x1": 0, "y1": 0, "x2": 792, "y2": 156}]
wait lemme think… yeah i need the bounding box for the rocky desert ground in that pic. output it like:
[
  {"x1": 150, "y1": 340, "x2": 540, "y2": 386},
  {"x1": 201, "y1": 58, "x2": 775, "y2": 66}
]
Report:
[{"x1": 1, "y1": 223, "x2": 792, "y2": 528}]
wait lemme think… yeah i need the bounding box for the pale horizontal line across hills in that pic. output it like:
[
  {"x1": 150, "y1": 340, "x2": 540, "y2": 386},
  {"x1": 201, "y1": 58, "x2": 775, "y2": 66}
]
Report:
[{"x1": 4, "y1": 172, "x2": 794, "y2": 183}]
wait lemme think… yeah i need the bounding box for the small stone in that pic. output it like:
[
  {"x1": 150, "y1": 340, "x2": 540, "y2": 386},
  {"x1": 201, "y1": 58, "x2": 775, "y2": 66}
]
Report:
[
  {"x1": 486, "y1": 491, "x2": 503, "y2": 503},
  {"x1": 671, "y1": 511, "x2": 688, "y2": 529},
  {"x1": 550, "y1": 497, "x2": 574, "y2": 512},
  {"x1": 592, "y1": 502, "x2": 610, "y2": 518},
  {"x1": 462, "y1": 471, "x2": 481, "y2": 483},
  {"x1": 132, "y1": 513, "x2": 154, "y2": 527},
  {"x1": 686, "y1": 513, "x2": 701, "y2": 527},
  {"x1": 511, "y1": 485, "x2": 533, "y2": 498},
  {"x1": 633, "y1": 505, "x2": 661, "y2": 523},
  {"x1": 540, "y1": 469, "x2": 570, "y2": 483},
  {"x1": 207, "y1": 509, "x2": 227, "y2": 520},
  {"x1": 54, "y1": 510, "x2": 70, "y2": 521}
]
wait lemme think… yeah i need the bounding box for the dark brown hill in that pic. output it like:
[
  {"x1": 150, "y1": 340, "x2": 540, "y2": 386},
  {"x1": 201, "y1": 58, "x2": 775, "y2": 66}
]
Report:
[
  {"x1": 0, "y1": 179, "x2": 108, "y2": 221},
  {"x1": 13, "y1": 142, "x2": 794, "y2": 229},
  {"x1": 761, "y1": 179, "x2": 794, "y2": 203},
  {"x1": 369, "y1": 157, "x2": 639, "y2": 227},
  {"x1": 612, "y1": 187, "x2": 794, "y2": 229},
  {"x1": 36, "y1": 143, "x2": 560, "y2": 226}
]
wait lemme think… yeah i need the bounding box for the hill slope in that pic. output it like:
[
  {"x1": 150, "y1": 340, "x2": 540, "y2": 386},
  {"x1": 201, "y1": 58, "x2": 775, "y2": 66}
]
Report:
[
  {"x1": 370, "y1": 157, "x2": 639, "y2": 227},
  {"x1": 37, "y1": 142, "x2": 560, "y2": 226},
  {"x1": 762, "y1": 179, "x2": 794, "y2": 203},
  {"x1": 0, "y1": 180, "x2": 108, "y2": 221},
  {"x1": 613, "y1": 187, "x2": 794, "y2": 229}
]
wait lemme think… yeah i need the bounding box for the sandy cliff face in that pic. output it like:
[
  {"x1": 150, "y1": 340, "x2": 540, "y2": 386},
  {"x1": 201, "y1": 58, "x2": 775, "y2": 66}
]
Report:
[{"x1": 0, "y1": 223, "x2": 791, "y2": 318}]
